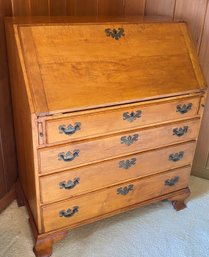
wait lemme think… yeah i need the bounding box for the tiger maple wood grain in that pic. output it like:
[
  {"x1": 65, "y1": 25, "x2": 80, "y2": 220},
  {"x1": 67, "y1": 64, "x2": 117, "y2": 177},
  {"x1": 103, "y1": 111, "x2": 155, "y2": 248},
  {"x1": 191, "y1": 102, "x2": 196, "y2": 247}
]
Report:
[
  {"x1": 46, "y1": 96, "x2": 200, "y2": 145},
  {"x1": 40, "y1": 142, "x2": 196, "y2": 203},
  {"x1": 39, "y1": 119, "x2": 200, "y2": 174},
  {"x1": 16, "y1": 21, "x2": 206, "y2": 115},
  {"x1": 5, "y1": 17, "x2": 207, "y2": 256},
  {"x1": 42, "y1": 166, "x2": 191, "y2": 232}
]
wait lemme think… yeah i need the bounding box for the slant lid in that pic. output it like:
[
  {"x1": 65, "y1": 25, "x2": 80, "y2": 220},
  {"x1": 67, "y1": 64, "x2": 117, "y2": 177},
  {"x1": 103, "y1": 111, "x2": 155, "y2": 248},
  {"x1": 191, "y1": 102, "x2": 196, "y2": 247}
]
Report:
[{"x1": 15, "y1": 20, "x2": 206, "y2": 115}]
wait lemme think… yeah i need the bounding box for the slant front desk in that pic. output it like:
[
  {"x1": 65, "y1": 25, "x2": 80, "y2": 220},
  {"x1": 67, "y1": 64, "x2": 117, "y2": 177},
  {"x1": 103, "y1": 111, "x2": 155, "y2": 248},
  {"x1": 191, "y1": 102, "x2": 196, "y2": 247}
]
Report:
[{"x1": 5, "y1": 16, "x2": 207, "y2": 257}]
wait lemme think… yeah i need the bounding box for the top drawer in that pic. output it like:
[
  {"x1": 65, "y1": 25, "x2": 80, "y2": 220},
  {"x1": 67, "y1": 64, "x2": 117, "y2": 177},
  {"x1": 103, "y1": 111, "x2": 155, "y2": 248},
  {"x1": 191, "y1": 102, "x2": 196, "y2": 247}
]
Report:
[{"x1": 45, "y1": 96, "x2": 200, "y2": 144}]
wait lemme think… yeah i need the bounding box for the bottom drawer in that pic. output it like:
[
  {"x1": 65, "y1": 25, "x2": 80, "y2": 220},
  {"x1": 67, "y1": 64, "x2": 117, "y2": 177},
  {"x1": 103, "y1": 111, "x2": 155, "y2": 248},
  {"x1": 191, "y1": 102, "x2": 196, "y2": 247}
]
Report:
[{"x1": 42, "y1": 166, "x2": 190, "y2": 232}]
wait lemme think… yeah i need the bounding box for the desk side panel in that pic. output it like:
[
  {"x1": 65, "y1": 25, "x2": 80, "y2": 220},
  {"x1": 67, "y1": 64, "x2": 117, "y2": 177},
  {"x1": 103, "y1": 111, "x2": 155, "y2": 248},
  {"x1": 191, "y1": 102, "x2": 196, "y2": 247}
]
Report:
[{"x1": 5, "y1": 21, "x2": 42, "y2": 232}]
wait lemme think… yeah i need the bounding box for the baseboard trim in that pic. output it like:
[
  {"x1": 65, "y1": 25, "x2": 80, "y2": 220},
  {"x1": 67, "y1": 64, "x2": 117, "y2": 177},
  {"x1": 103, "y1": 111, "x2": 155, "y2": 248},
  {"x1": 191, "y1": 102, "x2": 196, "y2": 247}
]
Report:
[
  {"x1": 0, "y1": 186, "x2": 16, "y2": 213},
  {"x1": 192, "y1": 167, "x2": 209, "y2": 180}
]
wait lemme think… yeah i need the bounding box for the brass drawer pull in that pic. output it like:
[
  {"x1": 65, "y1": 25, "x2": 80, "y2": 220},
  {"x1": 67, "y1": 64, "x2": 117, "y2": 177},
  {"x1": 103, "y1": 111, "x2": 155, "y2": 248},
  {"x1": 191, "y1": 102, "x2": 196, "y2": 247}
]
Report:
[
  {"x1": 123, "y1": 110, "x2": 142, "y2": 123},
  {"x1": 173, "y1": 126, "x2": 188, "y2": 137},
  {"x1": 117, "y1": 184, "x2": 134, "y2": 195},
  {"x1": 59, "y1": 206, "x2": 79, "y2": 218},
  {"x1": 169, "y1": 152, "x2": 184, "y2": 162},
  {"x1": 176, "y1": 103, "x2": 192, "y2": 114},
  {"x1": 105, "y1": 28, "x2": 125, "y2": 40},
  {"x1": 58, "y1": 150, "x2": 79, "y2": 162},
  {"x1": 59, "y1": 122, "x2": 81, "y2": 135},
  {"x1": 121, "y1": 134, "x2": 139, "y2": 146},
  {"x1": 59, "y1": 177, "x2": 80, "y2": 190},
  {"x1": 119, "y1": 158, "x2": 137, "y2": 169},
  {"x1": 165, "y1": 176, "x2": 179, "y2": 186}
]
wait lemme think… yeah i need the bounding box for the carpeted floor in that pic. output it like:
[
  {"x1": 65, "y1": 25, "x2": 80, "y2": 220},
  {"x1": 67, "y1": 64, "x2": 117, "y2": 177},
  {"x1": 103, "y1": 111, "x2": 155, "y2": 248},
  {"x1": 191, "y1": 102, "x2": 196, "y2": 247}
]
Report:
[{"x1": 1, "y1": 176, "x2": 209, "y2": 257}]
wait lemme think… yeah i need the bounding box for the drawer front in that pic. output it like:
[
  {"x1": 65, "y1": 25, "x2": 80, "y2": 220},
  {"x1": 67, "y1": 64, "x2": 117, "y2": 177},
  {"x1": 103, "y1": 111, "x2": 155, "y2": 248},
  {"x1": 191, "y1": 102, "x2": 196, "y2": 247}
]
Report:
[
  {"x1": 40, "y1": 142, "x2": 196, "y2": 203},
  {"x1": 46, "y1": 97, "x2": 200, "y2": 144},
  {"x1": 42, "y1": 166, "x2": 191, "y2": 232},
  {"x1": 39, "y1": 119, "x2": 200, "y2": 174}
]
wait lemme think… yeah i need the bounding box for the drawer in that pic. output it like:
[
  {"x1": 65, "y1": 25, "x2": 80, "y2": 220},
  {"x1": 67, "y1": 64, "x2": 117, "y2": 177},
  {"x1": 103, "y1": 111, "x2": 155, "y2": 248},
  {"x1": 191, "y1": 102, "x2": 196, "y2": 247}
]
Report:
[
  {"x1": 45, "y1": 96, "x2": 200, "y2": 144},
  {"x1": 42, "y1": 166, "x2": 191, "y2": 232},
  {"x1": 39, "y1": 119, "x2": 200, "y2": 174},
  {"x1": 40, "y1": 141, "x2": 196, "y2": 203}
]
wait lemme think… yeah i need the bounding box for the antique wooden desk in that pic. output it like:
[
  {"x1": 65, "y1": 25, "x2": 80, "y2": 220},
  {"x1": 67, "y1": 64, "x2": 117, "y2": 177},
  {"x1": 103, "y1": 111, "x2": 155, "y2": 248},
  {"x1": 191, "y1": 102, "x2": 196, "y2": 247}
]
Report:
[{"x1": 5, "y1": 16, "x2": 207, "y2": 257}]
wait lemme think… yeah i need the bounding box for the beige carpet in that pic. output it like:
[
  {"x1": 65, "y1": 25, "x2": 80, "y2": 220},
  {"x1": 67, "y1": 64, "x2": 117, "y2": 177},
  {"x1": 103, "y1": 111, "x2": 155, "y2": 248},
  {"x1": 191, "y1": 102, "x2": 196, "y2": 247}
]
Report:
[{"x1": 1, "y1": 176, "x2": 209, "y2": 257}]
